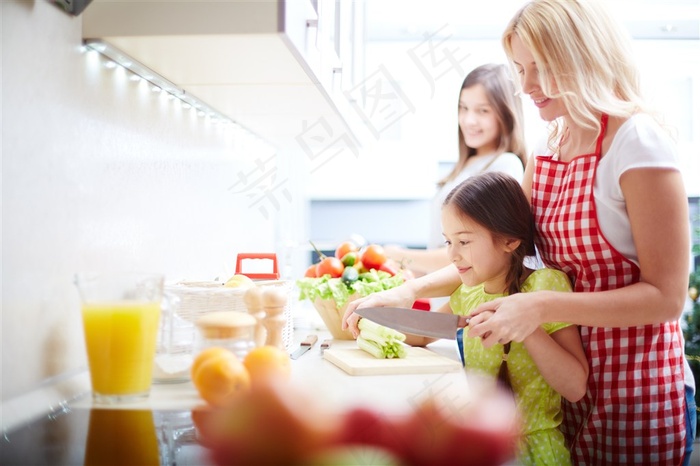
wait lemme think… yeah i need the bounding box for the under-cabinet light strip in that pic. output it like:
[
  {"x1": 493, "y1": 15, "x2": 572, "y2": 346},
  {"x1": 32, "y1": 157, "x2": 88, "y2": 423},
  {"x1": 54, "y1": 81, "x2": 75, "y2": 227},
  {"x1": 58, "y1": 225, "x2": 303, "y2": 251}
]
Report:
[{"x1": 81, "y1": 39, "x2": 267, "y2": 146}]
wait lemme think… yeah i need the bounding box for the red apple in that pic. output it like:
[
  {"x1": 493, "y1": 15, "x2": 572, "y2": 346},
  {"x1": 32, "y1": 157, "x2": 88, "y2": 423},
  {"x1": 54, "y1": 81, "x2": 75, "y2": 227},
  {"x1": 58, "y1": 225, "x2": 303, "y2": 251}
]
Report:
[
  {"x1": 195, "y1": 380, "x2": 341, "y2": 466},
  {"x1": 333, "y1": 406, "x2": 404, "y2": 453},
  {"x1": 393, "y1": 396, "x2": 521, "y2": 466}
]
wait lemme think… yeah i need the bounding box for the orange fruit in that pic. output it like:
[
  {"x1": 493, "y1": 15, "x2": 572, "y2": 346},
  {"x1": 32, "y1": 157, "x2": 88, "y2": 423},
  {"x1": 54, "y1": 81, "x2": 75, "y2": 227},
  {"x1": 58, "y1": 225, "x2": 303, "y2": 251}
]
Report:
[
  {"x1": 243, "y1": 345, "x2": 292, "y2": 387},
  {"x1": 191, "y1": 346, "x2": 233, "y2": 380},
  {"x1": 192, "y1": 350, "x2": 251, "y2": 407}
]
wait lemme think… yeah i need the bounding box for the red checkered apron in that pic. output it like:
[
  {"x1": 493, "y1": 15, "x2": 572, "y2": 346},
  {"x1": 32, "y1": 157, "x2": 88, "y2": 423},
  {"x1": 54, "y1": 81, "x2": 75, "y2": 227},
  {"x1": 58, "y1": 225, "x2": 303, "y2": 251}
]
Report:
[{"x1": 532, "y1": 114, "x2": 686, "y2": 465}]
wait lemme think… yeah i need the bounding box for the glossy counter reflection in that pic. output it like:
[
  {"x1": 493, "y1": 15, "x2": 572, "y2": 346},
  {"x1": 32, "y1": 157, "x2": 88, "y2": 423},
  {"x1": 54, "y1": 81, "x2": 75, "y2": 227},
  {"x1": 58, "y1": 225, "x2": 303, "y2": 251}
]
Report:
[
  {"x1": 85, "y1": 410, "x2": 159, "y2": 465},
  {"x1": 1, "y1": 408, "x2": 209, "y2": 466}
]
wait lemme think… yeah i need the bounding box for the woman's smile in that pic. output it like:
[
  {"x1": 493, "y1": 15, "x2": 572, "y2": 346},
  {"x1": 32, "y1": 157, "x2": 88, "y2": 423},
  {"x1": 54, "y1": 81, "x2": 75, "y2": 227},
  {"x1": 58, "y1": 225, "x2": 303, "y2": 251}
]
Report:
[{"x1": 533, "y1": 97, "x2": 550, "y2": 108}]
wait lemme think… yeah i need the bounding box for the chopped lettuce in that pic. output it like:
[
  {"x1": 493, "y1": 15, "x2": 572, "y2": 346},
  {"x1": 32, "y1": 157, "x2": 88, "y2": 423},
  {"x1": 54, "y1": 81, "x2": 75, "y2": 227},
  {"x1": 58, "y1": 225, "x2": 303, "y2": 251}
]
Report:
[
  {"x1": 296, "y1": 269, "x2": 405, "y2": 309},
  {"x1": 357, "y1": 318, "x2": 407, "y2": 359}
]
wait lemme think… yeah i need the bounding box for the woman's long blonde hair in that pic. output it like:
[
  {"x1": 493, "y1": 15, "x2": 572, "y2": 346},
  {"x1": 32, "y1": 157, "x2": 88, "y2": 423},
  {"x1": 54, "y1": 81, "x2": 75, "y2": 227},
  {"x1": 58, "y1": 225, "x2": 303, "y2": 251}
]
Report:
[
  {"x1": 438, "y1": 63, "x2": 527, "y2": 188},
  {"x1": 502, "y1": 0, "x2": 649, "y2": 151}
]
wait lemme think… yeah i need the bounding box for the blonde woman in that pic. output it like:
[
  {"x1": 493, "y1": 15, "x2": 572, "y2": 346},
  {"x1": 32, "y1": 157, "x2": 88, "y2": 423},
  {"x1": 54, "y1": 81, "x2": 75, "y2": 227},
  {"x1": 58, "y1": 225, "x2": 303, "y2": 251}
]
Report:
[
  {"x1": 344, "y1": 1, "x2": 694, "y2": 464},
  {"x1": 384, "y1": 64, "x2": 527, "y2": 276}
]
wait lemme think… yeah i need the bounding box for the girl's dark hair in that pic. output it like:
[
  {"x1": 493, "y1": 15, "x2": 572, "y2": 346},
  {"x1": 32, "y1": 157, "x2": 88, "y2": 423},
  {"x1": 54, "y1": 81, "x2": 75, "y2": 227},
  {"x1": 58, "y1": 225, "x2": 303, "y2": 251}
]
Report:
[
  {"x1": 443, "y1": 171, "x2": 535, "y2": 394},
  {"x1": 443, "y1": 171, "x2": 535, "y2": 296}
]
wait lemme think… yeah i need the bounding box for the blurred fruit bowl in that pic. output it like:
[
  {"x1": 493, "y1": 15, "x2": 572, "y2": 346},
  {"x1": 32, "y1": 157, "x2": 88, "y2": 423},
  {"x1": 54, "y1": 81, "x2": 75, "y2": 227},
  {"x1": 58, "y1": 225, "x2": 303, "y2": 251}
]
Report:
[{"x1": 193, "y1": 376, "x2": 522, "y2": 466}]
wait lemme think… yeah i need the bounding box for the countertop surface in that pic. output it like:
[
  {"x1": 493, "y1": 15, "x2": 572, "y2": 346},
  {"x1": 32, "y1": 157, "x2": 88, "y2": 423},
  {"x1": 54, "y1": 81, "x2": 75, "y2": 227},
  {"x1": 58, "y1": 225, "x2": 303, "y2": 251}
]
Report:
[{"x1": 1, "y1": 330, "x2": 473, "y2": 466}]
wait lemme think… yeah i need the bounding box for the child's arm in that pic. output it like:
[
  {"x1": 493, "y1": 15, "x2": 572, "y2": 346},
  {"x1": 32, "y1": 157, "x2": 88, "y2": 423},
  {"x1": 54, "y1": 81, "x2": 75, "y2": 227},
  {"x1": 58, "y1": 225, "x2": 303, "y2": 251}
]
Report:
[
  {"x1": 402, "y1": 332, "x2": 437, "y2": 347},
  {"x1": 522, "y1": 326, "x2": 589, "y2": 402},
  {"x1": 343, "y1": 264, "x2": 462, "y2": 338}
]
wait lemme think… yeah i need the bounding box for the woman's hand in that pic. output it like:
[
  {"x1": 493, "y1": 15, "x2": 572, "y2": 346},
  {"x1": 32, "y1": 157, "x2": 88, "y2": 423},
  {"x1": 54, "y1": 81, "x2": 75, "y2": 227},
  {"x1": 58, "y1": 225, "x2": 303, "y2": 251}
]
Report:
[
  {"x1": 467, "y1": 292, "x2": 546, "y2": 348},
  {"x1": 341, "y1": 284, "x2": 417, "y2": 338}
]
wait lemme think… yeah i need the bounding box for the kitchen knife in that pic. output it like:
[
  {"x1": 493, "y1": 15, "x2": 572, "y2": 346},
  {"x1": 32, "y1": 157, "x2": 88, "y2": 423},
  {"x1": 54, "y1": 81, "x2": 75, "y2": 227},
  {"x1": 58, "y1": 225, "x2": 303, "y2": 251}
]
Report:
[
  {"x1": 290, "y1": 334, "x2": 318, "y2": 359},
  {"x1": 354, "y1": 307, "x2": 470, "y2": 340},
  {"x1": 320, "y1": 339, "x2": 332, "y2": 353}
]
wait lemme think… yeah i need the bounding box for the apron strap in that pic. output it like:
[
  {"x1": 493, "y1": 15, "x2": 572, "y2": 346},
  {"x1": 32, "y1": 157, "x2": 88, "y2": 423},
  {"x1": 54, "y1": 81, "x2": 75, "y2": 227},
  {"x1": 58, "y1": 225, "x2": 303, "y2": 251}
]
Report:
[{"x1": 594, "y1": 113, "x2": 609, "y2": 159}]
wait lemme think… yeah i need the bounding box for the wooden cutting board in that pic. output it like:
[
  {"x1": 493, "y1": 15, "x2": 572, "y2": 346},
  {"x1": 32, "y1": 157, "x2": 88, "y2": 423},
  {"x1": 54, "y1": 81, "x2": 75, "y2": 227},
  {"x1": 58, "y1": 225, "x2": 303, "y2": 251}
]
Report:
[{"x1": 323, "y1": 346, "x2": 463, "y2": 376}]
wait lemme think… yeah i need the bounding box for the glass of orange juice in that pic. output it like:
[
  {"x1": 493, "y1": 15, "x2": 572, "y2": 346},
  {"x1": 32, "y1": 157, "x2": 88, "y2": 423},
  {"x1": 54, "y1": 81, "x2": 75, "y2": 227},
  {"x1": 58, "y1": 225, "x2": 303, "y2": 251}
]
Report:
[{"x1": 75, "y1": 272, "x2": 164, "y2": 403}]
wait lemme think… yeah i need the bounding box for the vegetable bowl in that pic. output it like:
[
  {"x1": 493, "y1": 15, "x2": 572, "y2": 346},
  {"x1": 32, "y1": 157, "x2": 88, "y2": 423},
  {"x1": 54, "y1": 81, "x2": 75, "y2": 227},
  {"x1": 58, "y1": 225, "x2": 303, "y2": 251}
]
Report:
[{"x1": 297, "y1": 269, "x2": 405, "y2": 340}]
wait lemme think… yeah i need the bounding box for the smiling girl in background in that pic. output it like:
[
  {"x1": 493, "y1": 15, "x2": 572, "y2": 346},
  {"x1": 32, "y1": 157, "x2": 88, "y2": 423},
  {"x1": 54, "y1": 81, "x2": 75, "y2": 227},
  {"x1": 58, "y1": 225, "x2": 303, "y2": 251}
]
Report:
[{"x1": 384, "y1": 63, "x2": 527, "y2": 276}]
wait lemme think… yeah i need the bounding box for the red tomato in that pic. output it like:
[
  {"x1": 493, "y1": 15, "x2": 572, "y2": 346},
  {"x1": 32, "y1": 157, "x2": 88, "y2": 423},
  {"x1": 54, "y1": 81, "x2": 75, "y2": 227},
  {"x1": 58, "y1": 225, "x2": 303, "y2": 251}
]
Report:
[
  {"x1": 304, "y1": 264, "x2": 318, "y2": 278},
  {"x1": 361, "y1": 244, "x2": 387, "y2": 271},
  {"x1": 334, "y1": 241, "x2": 358, "y2": 260},
  {"x1": 379, "y1": 259, "x2": 399, "y2": 276},
  {"x1": 316, "y1": 257, "x2": 345, "y2": 278}
]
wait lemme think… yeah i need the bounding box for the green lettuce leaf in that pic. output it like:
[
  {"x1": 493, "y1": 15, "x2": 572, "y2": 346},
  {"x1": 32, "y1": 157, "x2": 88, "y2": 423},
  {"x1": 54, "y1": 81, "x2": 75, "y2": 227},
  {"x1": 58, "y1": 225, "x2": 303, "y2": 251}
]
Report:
[{"x1": 296, "y1": 270, "x2": 404, "y2": 309}]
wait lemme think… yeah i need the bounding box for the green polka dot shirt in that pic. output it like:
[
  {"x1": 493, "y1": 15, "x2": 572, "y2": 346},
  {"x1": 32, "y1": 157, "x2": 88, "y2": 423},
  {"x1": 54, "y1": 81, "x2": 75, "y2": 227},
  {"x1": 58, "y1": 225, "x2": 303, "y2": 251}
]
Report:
[{"x1": 449, "y1": 268, "x2": 574, "y2": 466}]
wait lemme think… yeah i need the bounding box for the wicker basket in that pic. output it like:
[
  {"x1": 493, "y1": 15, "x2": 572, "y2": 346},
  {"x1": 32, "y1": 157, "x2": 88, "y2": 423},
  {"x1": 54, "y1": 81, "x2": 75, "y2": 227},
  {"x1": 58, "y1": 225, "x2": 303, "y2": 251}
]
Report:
[
  {"x1": 166, "y1": 280, "x2": 294, "y2": 349},
  {"x1": 312, "y1": 294, "x2": 362, "y2": 340}
]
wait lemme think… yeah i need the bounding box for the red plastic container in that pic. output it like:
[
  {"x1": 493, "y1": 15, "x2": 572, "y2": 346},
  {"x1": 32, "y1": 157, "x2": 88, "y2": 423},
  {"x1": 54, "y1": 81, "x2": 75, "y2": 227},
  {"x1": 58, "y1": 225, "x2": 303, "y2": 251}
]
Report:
[{"x1": 235, "y1": 253, "x2": 280, "y2": 280}]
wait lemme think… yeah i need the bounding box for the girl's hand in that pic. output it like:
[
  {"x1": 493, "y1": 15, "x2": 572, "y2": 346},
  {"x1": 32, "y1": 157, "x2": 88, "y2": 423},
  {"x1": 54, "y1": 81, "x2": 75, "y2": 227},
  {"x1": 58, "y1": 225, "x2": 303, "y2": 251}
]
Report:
[
  {"x1": 467, "y1": 293, "x2": 544, "y2": 348},
  {"x1": 342, "y1": 310, "x2": 362, "y2": 339},
  {"x1": 341, "y1": 285, "x2": 417, "y2": 338}
]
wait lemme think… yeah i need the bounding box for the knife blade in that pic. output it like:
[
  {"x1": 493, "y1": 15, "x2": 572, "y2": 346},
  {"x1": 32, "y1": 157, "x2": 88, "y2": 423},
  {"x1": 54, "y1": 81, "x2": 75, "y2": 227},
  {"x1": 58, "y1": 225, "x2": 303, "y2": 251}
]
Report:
[
  {"x1": 354, "y1": 307, "x2": 470, "y2": 340},
  {"x1": 290, "y1": 334, "x2": 318, "y2": 359}
]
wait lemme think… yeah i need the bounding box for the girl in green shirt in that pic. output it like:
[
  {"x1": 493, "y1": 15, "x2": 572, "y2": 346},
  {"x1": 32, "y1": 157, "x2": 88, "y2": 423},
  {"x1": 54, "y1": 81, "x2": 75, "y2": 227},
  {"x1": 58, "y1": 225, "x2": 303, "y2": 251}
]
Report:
[{"x1": 378, "y1": 172, "x2": 588, "y2": 465}]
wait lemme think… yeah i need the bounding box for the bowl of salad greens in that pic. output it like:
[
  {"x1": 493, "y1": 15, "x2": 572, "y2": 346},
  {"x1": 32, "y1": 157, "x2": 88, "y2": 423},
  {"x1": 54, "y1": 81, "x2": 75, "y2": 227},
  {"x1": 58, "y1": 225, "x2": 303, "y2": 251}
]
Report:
[{"x1": 296, "y1": 269, "x2": 404, "y2": 340}]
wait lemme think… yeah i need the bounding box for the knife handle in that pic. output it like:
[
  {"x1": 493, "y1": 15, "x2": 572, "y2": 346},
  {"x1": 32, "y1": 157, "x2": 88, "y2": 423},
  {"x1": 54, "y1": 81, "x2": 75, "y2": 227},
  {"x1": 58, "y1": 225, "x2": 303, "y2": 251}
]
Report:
[
  {"x1": 320, "y1": 339, "x2": 332, "y2": 351},
  {"x1": 300, "y1": 334, "x2": 318, "y2": 347}
]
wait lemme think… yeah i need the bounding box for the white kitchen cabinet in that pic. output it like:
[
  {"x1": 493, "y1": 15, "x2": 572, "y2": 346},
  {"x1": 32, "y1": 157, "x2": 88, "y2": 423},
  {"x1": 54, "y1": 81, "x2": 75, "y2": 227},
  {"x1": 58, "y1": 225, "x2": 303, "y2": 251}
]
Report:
[{"x1": 82, "y1": 0, "x2": 371, "y2": 151}]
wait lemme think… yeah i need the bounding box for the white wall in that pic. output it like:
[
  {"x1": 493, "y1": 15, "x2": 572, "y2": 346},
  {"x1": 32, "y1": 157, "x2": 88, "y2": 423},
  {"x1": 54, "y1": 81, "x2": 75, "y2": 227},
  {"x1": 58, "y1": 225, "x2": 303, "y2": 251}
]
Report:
[
  {"x1": 313, "y1": 37, "x2": 700, "y2": 199},
  {"x1": 1, "y1": 1, "x2": 309, "y2": 403},
  {"x1": 308, "y1": 33, "x2": 699, "y2": 249}
]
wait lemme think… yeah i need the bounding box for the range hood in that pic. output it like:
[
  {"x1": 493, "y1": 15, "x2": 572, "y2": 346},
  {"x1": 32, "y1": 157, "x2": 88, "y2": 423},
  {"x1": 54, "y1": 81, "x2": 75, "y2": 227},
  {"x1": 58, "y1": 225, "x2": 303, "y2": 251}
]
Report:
[{"x1": 82, "y1": 0, "x2": 368, "y2": 151}]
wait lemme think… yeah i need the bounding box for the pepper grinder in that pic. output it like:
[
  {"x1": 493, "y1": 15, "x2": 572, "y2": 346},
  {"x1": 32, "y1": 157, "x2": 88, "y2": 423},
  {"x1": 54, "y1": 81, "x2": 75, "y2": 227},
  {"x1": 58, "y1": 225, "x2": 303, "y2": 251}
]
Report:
[
  {"x1": 243, "y1": 286, "x2": 267, "y2": 347},
  {"x1": 262, "y1": 286, "x2": 287, "y2": 350}
]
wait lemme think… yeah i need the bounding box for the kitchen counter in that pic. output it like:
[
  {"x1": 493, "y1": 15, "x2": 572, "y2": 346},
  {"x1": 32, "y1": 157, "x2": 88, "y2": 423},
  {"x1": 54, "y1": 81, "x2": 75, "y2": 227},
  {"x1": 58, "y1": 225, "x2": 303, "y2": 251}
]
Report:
[
  {"x1": 1, "y1": 330, "x2": 473, "y2": 466},
  {"x1": 71, "y1": 330, "x2": 469, "y2": 414}
]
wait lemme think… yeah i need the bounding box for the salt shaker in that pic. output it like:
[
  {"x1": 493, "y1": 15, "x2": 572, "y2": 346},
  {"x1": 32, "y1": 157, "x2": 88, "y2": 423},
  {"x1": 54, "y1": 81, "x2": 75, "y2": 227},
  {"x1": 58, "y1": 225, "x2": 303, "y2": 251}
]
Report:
[
  {"x1": 262, "y1": 287, "x2": 287, "y2": 350},
  {"x1": 243, "y1": 286, "x2": 267, "y2": 347}
]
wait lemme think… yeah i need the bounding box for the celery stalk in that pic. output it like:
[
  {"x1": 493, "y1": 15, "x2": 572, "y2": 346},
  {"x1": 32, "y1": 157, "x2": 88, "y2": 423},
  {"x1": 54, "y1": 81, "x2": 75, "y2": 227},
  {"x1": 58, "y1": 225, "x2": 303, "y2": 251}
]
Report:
[
  {"x1": 358, "y1": 318, "x2": 406, "y2": 342},
  {"x1": 357, "y1": 319, "x2": 407, "y2": 359},
  {"x1": 357, "y1": 336, "x2": 385, "y2": 359}
]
